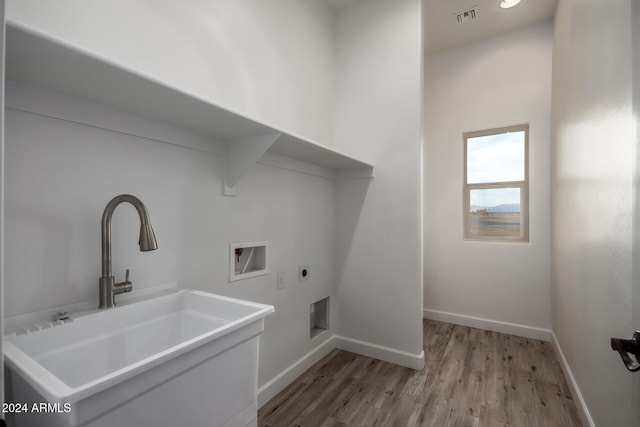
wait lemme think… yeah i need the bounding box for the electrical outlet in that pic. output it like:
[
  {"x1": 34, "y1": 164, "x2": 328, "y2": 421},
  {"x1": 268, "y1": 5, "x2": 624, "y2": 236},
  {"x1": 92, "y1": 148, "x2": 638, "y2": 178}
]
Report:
[
  {"x1": 277, "y1": 271, "x2": 286, "y2": 290},
  {"x1": 298, "y1": 265, "x2": 310, "y2": 283}
]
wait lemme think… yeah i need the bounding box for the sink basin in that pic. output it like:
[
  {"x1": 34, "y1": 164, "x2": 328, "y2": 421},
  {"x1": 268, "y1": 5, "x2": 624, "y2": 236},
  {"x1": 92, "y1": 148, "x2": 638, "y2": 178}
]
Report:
[{"x1": 4, "y1": 288, "x2": 274, "y2": 426}]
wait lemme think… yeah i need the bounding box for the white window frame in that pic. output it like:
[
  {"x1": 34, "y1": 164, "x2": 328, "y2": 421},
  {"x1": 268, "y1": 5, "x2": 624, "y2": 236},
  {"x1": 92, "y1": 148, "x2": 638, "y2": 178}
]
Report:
[{"x1": 463, "y1": 124, "x2": 529, "y2": 242}]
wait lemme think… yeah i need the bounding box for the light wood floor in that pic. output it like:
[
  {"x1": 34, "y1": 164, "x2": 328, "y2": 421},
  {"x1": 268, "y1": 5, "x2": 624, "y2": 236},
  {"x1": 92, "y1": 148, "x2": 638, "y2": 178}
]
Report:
[{"x1": 258, "y1": 319, "x2": 583, "y2": 426}]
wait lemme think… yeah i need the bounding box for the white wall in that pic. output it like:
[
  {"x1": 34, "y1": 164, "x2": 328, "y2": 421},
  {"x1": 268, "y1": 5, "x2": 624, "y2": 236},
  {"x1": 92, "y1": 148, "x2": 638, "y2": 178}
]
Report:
[
  {"x1": 3, "y1": 0, "x2": 426, "y2": 405},
  {"x1": 423, "y1": 23, "x2": 553, "y2": 335},
  {"x1": 4, "y1": 82, "x2": 338, "y2": 389},
  {"x1": 551, "y1": 0, "x2": 635, "y2": 425},
  {"x1": 3, "y1": 0, "x2": 343, "y2": 398},
  {"x1": 6, "y1": 0, "x2": 336, "y2": 145},
  {"x1": 333, "y1": 0, "x2": 424, "y2": 363},
  {"x1": 633, "y1": 0, "x2": 640, "y2": 423},
  {"x1": 0, "y1": 0, "x2": 5, "y2": 411}
]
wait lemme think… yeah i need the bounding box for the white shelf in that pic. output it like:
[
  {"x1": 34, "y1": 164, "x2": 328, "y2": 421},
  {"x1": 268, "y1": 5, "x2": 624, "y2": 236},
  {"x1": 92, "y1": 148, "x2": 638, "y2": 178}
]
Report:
[{"x1": 5, "y1": 21, "x2": 374, "y2": 194}]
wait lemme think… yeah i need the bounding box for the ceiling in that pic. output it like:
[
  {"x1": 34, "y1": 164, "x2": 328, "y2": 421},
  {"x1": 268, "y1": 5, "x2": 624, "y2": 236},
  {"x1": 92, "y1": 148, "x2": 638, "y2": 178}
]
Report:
[
  {"x1": 325, "y1": 0, "x2": 557, "y2": 55},
  {"x1": 424, "y1": 0, "x2": 558, "y2": 55}
]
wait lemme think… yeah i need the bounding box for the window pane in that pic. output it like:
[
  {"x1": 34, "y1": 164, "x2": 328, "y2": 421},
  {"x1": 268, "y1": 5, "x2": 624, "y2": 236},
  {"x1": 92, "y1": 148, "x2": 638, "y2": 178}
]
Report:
[
  {"x1": 468, "y1": 188, "x2": 521, "y2": 238},
  {"x1": 467, "y1": 131, "x2": 525, "y2": 184}
]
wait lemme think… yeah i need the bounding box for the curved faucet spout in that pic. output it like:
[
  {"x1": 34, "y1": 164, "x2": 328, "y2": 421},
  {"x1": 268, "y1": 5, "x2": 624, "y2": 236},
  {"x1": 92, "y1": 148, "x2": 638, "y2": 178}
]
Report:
[{"x1": 99, "y1": 194, "x2": 158, "y2": 309}]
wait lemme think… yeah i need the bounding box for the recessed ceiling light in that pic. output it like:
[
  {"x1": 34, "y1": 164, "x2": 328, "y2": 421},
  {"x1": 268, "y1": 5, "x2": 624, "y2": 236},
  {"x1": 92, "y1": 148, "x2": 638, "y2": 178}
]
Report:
[{"x1": 500, "y1": 0, "x2": 521, "y2": 8}]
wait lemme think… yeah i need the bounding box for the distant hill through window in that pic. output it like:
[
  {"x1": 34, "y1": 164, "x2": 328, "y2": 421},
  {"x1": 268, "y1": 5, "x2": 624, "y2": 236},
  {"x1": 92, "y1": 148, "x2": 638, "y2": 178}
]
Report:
[{"x1": 470, "y1": 203, "x2": 520, "y2": 213}]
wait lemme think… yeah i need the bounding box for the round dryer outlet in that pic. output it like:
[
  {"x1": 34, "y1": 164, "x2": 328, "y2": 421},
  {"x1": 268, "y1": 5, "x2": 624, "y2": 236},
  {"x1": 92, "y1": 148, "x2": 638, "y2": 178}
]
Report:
[{"x1": 298, "y1": 265, "x2": 310, "y2": 283}]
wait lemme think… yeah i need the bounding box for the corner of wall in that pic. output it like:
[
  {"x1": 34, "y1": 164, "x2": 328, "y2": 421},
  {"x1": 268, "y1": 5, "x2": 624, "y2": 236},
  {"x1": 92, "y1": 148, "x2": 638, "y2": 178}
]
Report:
[
  {"x1": 551, "y1": 332, "x2": 596, "y2": 427},
  {"x1": 257, "y1": 335, "x2": 337, "y2": 407}
]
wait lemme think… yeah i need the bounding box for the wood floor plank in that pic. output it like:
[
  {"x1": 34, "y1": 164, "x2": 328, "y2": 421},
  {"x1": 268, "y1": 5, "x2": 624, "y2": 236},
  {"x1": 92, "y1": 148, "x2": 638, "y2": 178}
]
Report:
[
  {"x1": 506, "y1": 371, "x2": 538, "y2": 426},
  {"x1": 478, "y1": 405, "x2": 508, "y2": 427},
  {"x1": 445, "y1": 409, "x2": 480, "y2": 427},
  {"x1": 532, "y1": 380, "x2": 572, "y2": 427},
  {"x1": 295, "y1": 376, "x2": 360, "y2": 427},
  {"x1": 332, "y1": 364, "x2": 412, "y2": 425},
  {"x1": 564, "y1": 395, "x2": 584, "y2": 427},
  {"x1": 419, "y1": 395, "x2": 455, "y2": 427},
  {"x1": 455, "y1": 340, "x2": 489, "y2": 417},
  {"x1": 319, "y1": 417, "x2": 349, "y2": 427},
  {"x1": 383, "y1": 395, "x2": 421, "y2": 426},
  {"x1": 403, "y1": 321, "x2": 453, "y2": 403},
  {"x1": 258, "y1": 378, "x2": 309, "y2": 425},
  {"x1": 542, "y1": 340, "x2": 573, "y2": 399},
  {"x1": 529, "y1": 341, "x2": 559, "y2": 385},
  {"x1": 258, "y1": 320, "x2": 583, "y2": 427}
]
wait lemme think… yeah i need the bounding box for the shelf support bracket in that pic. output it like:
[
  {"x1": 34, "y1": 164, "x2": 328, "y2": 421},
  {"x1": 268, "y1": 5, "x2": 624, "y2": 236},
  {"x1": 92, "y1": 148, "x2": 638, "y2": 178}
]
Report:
[{"x1": 224, "y1": 132, "x2": 281, "y2": 196}]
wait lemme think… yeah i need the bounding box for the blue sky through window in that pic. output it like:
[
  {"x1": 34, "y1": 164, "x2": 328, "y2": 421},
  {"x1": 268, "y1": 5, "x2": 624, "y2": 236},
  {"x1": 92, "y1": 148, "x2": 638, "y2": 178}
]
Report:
[{"x1": 467, "y1": 131, "x2": 525, "y2": 184}]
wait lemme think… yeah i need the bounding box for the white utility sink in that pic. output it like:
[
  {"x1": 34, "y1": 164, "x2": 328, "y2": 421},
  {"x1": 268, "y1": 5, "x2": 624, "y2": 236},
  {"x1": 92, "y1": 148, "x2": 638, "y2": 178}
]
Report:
[{"x1": 4, "y1": 288, "x2": 274, "y2": 427}]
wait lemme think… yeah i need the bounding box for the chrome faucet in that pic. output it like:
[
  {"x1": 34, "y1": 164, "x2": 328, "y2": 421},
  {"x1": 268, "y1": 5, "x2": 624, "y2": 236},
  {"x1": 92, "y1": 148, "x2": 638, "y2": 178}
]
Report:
[{"x1": 99, "y1": 194, "x2": 158, "y2": 309}]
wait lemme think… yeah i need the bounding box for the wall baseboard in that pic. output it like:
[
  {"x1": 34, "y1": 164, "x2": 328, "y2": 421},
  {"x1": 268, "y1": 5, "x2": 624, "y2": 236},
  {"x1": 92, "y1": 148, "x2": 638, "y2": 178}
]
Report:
[
  {"x1": 259, "y1": 313, "x2": 592, "y2": 426},
  {"x1": 257, "y1": 335, "x2": 336, "y2": 407},
  {"x1": 335, "y1": 335, "x2": 425, "y2": 370},
  {"x1": 423, "y1": 308, "x2": 552, "y2": 341},
  {"x1": 258, "y1": 332, "x2": 426, "y2": 407},
  {"x1": 551, "y1": 332, "x2": 595, "y2": 427},
  {"x1": 423, "y1": 309, "x2": 594, "y2": 424}
]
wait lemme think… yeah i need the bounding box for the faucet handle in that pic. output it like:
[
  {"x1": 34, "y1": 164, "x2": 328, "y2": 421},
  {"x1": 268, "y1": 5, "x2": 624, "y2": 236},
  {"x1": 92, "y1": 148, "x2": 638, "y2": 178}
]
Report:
[{"x1": 113, "y1": 268, "x2": 133, "y2": 296}]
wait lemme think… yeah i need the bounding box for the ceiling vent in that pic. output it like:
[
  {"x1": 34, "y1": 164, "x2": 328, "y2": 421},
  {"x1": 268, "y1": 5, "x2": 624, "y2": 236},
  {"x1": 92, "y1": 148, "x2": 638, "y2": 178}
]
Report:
[{"x1": 455, "y1": 7, "x2": 478, "y2": 24}]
